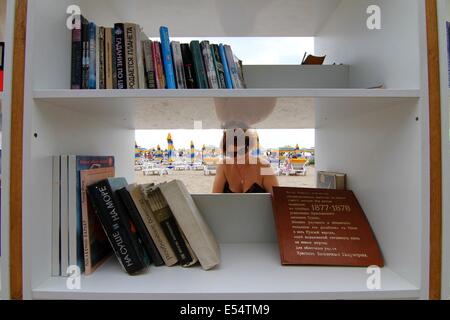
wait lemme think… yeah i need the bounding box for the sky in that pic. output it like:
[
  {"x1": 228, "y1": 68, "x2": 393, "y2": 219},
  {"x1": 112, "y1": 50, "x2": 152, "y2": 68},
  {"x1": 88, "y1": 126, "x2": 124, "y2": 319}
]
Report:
[{"x1": 136, "y1": 37, "x2": 315, "y2": 150}]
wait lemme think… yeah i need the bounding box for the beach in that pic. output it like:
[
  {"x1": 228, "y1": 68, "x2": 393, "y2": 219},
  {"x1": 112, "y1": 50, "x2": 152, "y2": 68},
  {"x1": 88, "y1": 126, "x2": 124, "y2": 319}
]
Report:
[{"x1": 135, "y1": 166, "x2": 316, "y2": 193}]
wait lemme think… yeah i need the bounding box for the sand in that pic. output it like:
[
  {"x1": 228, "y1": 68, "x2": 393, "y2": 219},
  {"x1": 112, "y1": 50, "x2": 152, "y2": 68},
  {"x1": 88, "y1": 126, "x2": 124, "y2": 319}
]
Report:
[{"x1": 135, "y1": 166, "x2": 316, "y2": 194}]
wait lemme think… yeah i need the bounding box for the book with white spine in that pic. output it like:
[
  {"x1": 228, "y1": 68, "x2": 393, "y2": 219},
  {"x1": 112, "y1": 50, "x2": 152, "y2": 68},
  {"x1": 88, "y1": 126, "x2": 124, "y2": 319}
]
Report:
[{"x1": 159, "y1": 180, "x2": 220, "y2": 270}]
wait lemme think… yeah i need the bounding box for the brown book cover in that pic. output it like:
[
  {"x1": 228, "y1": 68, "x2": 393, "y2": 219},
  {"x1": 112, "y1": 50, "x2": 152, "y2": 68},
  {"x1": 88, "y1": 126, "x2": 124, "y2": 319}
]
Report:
[{"x1": 272, "y1": 187, "x2": 384, "y2": 267}]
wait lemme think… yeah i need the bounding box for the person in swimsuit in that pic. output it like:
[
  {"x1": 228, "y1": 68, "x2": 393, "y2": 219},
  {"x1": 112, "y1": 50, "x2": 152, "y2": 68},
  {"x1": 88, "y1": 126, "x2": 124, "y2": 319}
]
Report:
[{"x1": 212, "y1": 129, "x2": 279, "y2": 194}]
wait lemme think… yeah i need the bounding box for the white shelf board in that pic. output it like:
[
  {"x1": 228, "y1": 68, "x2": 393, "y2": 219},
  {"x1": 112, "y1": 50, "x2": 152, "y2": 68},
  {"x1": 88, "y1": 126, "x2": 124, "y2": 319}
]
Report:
[
  {"x1": 32, "y1": 243, "x2": 419, "y2": 300},
  {"x1": 34, "y1": 89, "x2": 421, "y2": 99},
  {"x1": 33, "y1": 89, "x2": 421, "y2": 130}
]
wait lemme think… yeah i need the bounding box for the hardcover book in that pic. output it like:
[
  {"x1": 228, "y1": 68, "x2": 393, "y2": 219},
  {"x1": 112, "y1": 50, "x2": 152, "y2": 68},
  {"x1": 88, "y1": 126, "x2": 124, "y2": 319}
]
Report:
[
  {"x1": 124, "y1": 23, "x2": 138, "y2": 89},
  {"x1": 153, "y1": 41, "x2": 166, "y2": 89},
  {"x1": 128, "y1": 184, "x2": 178, "y2": 266},
  {"x1": 81, "y1": 17, "x2": 89, "y2": 89},
  {"x1": 87, "y1": 178, "x2": 149, "y2": 275},
  {"x1": 70, "y1": 15, "x2": 83, "y2": 89},
  {"x1": 190, "y1": 40, "x2": 208, "y2": 89},
  {"x1": 142, "y1": 184, "x2": 197, "y2": 267},
  {"x1": 224, "y1": 45, "x2": 241, "y2": 89},
  {"x1": 117, "y1": 186, "x2": 164, "y2": 266},
  {"x1": 180, "y1": 44, "x2": 196, "y2": 89},
  {"x1": 136, "y1": 29, "x2": 146, "y2": 89},
  {"x1": 200, "y1": 41, "x2": 219, "y2": 89},
  {"x1": 159, "y1": 180, "x2": 220, "y2": 270},
  {"x1": 142, "y1": 39, "x2": 156, "y2": 89},
  {"x1": 104, "y1": 28, "x2": 114, "y2": 89},
  {"x1": 97, "y1": 27, "x2": 106, "y2": 89},
  {"x1": 67, "y1": 155, "x2": 115, "y2": 273},
  {"x1": 171, "y1": 41, "x2": 187, "y2": 89},
  {"x1": 114, "y1": 23, "x2": 127, "y2": 89},
  {"x1": 211, "y1": 44, "x2": 226, "y2": 89},
  {"x1": 272, "y1": 187, "x2": 384, "y2": 267},
  {"x1": 80, "y1": 167, "x2": 114, "y2": 275},
  {"x1": 88, "y1": 22, "x2": 97, "y2": 89},
  {"x1": 219, "y1": 44, "x2": 233, "y2": 89},
  {"x1": 159, "y1": 26, "x2": 176, "y2": 89},
  {"x1": 317, "y1": 171, "x2": 347, "y2": 190}
]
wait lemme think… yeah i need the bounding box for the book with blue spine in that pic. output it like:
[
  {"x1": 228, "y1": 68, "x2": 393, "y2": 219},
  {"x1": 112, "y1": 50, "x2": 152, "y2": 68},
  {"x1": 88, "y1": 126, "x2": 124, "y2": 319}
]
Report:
[
  {"x1": 159, "y1": 26, "x2": 176, "y2": 89},
  {"x1": 67, "y1": 155, "x2": 115, "y2": 273},
  {"x1": 219, "y1": 44, "x2": 233, "y2": 89},
  {"x1": 88, "y1": 22, "x2": 97, "y2": 89}
]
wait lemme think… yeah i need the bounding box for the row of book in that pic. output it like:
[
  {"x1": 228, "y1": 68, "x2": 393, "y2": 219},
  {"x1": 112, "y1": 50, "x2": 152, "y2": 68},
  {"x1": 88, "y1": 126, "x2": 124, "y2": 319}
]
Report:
[
  {"x1": 52, "y1": 155, "x2": 220, "y2": 276},
  {"x1": 70, "y1": 17, "x2": 246, "y2": 90}
]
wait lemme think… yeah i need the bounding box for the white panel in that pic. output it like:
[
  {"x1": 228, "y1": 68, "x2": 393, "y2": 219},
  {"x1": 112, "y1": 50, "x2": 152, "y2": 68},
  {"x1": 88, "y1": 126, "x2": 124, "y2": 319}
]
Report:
[
  {"x1": 437, "y1": 0, "x2": 450, "y2": 300},
  {"x1": 78, "y1": 0, "x2": 340, "y2": 37},
  {"x1": 1, "y1": 0, "x2": 15, "y2": 300},
  {"x1": 315, "y1": 0, "x2": 421, "y2": 89},
  {"x1": 32, "y1": 244, "x2": 419, "y2": 300},
  {"x1": 316, "y1": 98, "x2": 422, "y2": 287}
]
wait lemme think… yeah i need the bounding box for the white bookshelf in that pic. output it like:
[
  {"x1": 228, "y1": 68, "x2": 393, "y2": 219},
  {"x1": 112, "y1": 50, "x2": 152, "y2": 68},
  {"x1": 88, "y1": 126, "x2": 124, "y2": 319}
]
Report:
[
  {"x1": 0, "y1": 0, "x2": 14, "y2": 301},
  {"x1": 438, "y1": 0, "x2": 450, "y2": 301},
  {"x1": 21, "y1": 0, "x2": 430, "y2": 300}
]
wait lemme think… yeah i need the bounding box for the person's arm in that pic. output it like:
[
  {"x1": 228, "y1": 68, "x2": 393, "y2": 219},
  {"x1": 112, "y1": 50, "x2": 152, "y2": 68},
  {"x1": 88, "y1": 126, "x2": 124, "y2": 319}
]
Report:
[
  {"x1": 212, "y1": 164, "x2": 227, "y2": 193},
  {"x1": 260, "y1": 160, "x2": 279, "y2": 195}
]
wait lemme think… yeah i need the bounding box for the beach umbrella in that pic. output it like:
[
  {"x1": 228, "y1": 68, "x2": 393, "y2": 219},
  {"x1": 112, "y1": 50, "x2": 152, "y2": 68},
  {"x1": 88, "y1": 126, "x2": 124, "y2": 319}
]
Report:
[
  {"x1": 202, "y1": 145, "x2": 206, "y2": 164},
  {"x1": 155, "y1": 144, "x2": 163, "y2": 159},
  {"x1": 167, "y1": 133, "x2": 175, "y2": 163},
  {"x1": 190, "y1": 141, "x2": 195, "y2": 164}
]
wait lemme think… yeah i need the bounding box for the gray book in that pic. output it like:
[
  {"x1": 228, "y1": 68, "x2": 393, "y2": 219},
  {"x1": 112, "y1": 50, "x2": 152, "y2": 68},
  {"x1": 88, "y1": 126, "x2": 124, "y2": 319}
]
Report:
[
  {"x1": 171, "y1": 41, "x2": 187, "y2": 89},
  {"x1": 201, "y1": 41, "x2": 220, "y2": 89},
  {"x1": 159, "y1": 180, "x2": 220, "y2": 270}
]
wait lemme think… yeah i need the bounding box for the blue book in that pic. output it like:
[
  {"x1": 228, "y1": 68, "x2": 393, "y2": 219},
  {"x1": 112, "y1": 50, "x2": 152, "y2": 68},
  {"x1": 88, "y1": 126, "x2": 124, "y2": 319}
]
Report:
[
  {"x1": 159, "y1": 26, "x2": 176, "y2": 89},
  {"x1": 68, "y1": 155, "x2": 115, "y2": 272},
  {"x1": 219, "y1": 44, "x2": 233, "y2": 89},
  {"x1": 88, "y1": 22, "x2": 97, "y2": 89}
]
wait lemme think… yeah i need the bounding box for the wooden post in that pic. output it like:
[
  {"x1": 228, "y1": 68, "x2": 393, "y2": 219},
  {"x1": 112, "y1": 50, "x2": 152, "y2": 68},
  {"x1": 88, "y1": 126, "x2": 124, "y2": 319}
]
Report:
[
  {"x1": 425, "y1": 0, "x2": 443, "y2": 300},
  {"x1": 10, "y1": 0, "x2": 27, "y2": 300}
]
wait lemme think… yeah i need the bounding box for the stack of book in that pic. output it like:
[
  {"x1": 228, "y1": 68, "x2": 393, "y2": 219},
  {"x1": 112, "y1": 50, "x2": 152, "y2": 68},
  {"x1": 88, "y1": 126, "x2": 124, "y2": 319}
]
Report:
[
  {"x1": 71, "y1": 16, "x2": 246, "y2": 90},
  {"x1": 52, "y1": 155, "x2": 220, "y2": 276}
]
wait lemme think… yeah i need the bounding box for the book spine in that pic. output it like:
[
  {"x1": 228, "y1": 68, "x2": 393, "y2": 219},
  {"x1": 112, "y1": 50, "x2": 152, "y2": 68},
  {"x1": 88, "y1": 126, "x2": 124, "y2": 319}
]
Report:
[
  {"x1": 104, "y1": 28, "x2": 113, "y2": 89},
  {"x1": 98, "y1": 27, "x2": 106, "y2": 89},
  {"x1": 145, "y1": 188, "x2": 193, "y2": 266},
  {"x1": 211, "y1": 44, "x2": 226, "y2": 89},
  {"x1": 130, "y1": 186, "x2": 178, "y2": 266},
  {"x1": 88, "y1": 23, "x2": 97, "y2": 89},
  {"x1": 190, "y1": 41, "x2": 208, "y2": 89},
  {"x1": 142, "y1": 40, "x2": 156, "y2": 89},
  {"x1": 70, "y1": 15, "x2": 82, "y2": 89},
  {"x1": 219, "y1": 44, "x2": 233, "y2": 89},
  {"x1": 153, "y1": 42, "x2": 166, "y2": 89},
  {"x1": 112, "y1": 30, "x2": 118, "y2": 89},
  {"x1": 117, "y1": 188, "x2": 164, "y2": 266},
  {"x1": 235, "y1": 56, "x2": 246, "y2": 89},
  {"x1": 124, "y1": 23, "x2": 138, "y2": 89},
  {"x1": 201, "y1": 41, "x2": 219, "y2": 89},
  {"x1": 80, "y1": 172, "x2": 92, "y2": 274},
  {"x1": 68, "y1": 156, "x2": 79, "y2": 270},
  {"x1": 87, "y1": 180, "x2": 147, "y2": 275},
  {"x1": 159, "y1": 26, "x2": 176, "y2": 89},
  {"x1": 51, "y1": 156, "x2": 61, "y2": 276},
  {"x1": 114, "y1": 23, "x2": 127, "y2": 89},
  {"x1": 224, "y1": 45, "x2": 240, "y2": 89},
  {"x1": 81, "y1": 18, "x2": 89, "y2": 89},
  {"x1": 171, "y1": 41, "x2": 187, "y2": 89},
  {"x1": 180, "y1": 44, "x2": 196, "y2": 89},
  {"x1": 60, "y1": 155, "x2": 69, "y2": 276},
  {"x1": 135, "y1": 28, "x2": 146, "y2": 89}
]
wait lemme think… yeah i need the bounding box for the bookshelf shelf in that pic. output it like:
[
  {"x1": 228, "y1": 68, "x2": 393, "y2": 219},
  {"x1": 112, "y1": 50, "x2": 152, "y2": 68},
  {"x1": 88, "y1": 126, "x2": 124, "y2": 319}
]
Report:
[
  {"x1": 33, "y1": 89, "x2": 422, "y2": 99},
  {"x1": 33, "y1": 89, "x2": 421, "y2": 130},
  {"x1": 32, "y1": 243, "x2": 419, "y2": 300}
]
